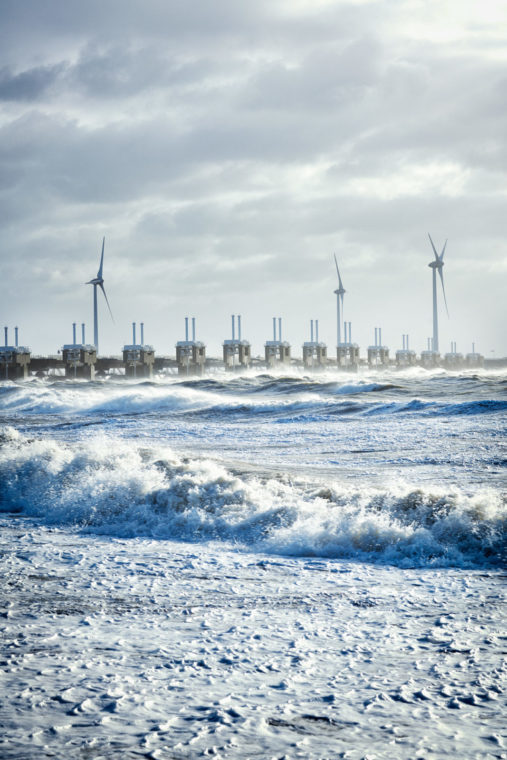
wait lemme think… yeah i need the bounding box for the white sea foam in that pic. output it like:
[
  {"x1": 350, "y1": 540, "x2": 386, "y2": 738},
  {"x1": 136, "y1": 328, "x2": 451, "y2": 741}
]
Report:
[
  {"x1": 1, "y1": 516, "x2": 504, "y2": 760},
  {"x1": 1, "y1": 428, "x2": 504, "y2": 568},
  {"x1": 1, "y1": 374, "x2": 505, "y2": 421},
  {"x1": 1, "y1": 371, "x2": 506, "y2": 759}
]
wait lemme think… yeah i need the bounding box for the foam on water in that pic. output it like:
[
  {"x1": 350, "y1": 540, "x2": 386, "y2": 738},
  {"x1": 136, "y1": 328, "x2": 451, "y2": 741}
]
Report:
[
  {"x1": 0, "y1": 374, "x2": 505, "y2": 420},
  {"x1": 1, "y1": 371, "x2": 506, "y2": 759},
  {"x1": 1, "y1": 427, "x2": 504, "y2": 568}
]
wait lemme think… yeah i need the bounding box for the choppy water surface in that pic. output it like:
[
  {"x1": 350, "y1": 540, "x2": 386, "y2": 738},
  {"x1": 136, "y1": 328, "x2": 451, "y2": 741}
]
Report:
[{"x1": 1, "y1": 368, "x2": 506, "y2": 758}]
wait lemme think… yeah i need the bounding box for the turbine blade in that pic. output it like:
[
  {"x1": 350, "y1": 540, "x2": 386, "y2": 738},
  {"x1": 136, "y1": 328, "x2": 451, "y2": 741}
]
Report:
[
  {"x1": 97, "y1": 237, "x2": 105, "y2": 279},
  {"x1": 439, "y1": 239, "x2": 448, "y2": 262},
  {"x1": 334, "y1": 253, "x2": 344, "y2": 290},
  {"x1": 99, "y1": 282, "x2": 114, "y2": 323},
  {"x1": 438, "y1": 268, "x2": 449, "y2": 317},
  {"x1": 428, "y1": 233, "x2": 439, "y2": 262}
]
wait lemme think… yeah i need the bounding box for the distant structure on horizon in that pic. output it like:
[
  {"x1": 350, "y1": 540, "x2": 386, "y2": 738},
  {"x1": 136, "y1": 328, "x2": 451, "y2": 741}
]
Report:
[
  {"x1": 61, "y1": 322, "x2": 96, "y2": 379},
  {"x1": 265, "y1": 317, "x2": 291, "y2": 368},
  {"x1": 427, "y1": 233, "x2": 449, "y2": 357},
  {"x1": 302, "y1": 319, "x2": 327, "y2": 369},
  {"x1": 367, "y1": 327, "x2": 389, "y2": 369},
  {"x1": 333, "y1": 256, "x2": 359, "y2": 370},
  {"x1": 396, "y1": 334, "x2": 417, "y2": 368},
  {"x1": 176, "y1": 317, "x2": 206, "y2": 375},
  {"x1": 2, "y1": 233, "x2": 497, "y2": 377},
  {"x1": 223, "y1": 315, "x2": 251, "y2": 371},
  {"x1": 85, "y1": 237, "x2": 114, "y2": 354},
  {"x1": 0, "y1": 326, "x2": 30, "y2": 380},
  {"x1": 333, "y1": 254, "x2": 345, "y2": 348},
  {"x1": 122, "y1": 321, "x2": 155, "y2": 379}
]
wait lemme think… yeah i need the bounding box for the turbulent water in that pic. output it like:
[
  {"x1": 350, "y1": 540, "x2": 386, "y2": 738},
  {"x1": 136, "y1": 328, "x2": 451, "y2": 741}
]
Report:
[{"x1": 1, "y1": 368, "x2": 506, "y2": 758}]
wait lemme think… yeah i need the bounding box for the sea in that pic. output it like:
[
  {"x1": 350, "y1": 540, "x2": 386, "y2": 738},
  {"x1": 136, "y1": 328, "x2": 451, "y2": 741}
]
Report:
[{"x1": 0, "y1": 367, "x2": 506, "y2": 759}]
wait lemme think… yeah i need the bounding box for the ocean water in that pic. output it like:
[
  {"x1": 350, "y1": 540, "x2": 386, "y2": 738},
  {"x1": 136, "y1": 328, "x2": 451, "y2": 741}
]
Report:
[{"x1": 0, "y1": 368, "x2": 506, "y2": 759}]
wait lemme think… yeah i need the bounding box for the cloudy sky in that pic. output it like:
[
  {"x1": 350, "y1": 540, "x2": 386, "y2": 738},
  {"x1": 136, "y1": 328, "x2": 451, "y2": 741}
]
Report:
[{"x1": 1, "y1": 0, "x2": 506, "y2": 358}]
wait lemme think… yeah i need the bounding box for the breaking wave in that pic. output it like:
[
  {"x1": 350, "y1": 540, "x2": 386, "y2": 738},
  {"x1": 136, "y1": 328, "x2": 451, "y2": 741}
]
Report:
[
  {"x1": 0, "y1": 376, "x2": 504, "y2": 420},
  {"x1": 1, "y1": 427, "x2": 505, "y2": 569}
]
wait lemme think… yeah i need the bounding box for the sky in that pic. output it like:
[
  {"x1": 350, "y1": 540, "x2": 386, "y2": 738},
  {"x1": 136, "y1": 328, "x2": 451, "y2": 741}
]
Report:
[{"x1": 1, "y1": 0, "x2": 506, "y2": 358}]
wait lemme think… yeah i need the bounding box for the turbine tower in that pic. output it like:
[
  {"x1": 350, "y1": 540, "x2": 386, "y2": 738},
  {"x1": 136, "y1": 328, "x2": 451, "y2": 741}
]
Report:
[
  {"x1": 427, "y1": 233, "x2": 449, "y2": 354},
  {"x1": 86, "y1": 237, "x2": 114, "y2": 353},
  {"x1": 333, "y1": 254, "x2": 346, "y2": 346}
]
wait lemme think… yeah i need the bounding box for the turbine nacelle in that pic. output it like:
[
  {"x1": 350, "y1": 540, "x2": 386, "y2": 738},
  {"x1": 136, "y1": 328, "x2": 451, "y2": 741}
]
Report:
[
  {"x1": 427, "y1": 233, "x2": 449, "y2": 318},
  {"x1": 333, "y1": 253, "x2": 346, "y2": 347},
  {"x1": 85, "y1": 237, "x2": 114, "y2": 352},
  {"x1": 333, "y1": 253, "x2": 345, "y2": 294}
]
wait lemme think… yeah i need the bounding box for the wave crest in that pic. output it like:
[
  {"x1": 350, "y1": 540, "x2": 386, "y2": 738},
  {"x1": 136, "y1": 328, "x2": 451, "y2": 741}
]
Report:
[{"x1": 1, "y1": 428, "x2": 505, "y2": 568}]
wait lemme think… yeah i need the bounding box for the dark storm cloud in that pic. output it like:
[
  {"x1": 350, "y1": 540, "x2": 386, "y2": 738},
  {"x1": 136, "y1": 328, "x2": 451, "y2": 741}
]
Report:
[
  {"x1": 0, "y1": 62, "x2": 65, "y2": 101},
  {"x1": 0, "y1": 0, "x2": 274, "y2": 62},
  {"x1": 3, "y1": 36, "x2": 504, "y2": 213},
  {"x1": 65, "y1": 46, "x2": 220, "y2": 99}
]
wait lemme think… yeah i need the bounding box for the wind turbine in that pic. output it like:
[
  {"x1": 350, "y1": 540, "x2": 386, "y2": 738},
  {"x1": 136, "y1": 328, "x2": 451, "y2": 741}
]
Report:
[
  {"x1": 427, "y1": 233, "x2": 449, "y2": 354},
  {"x1": 333, "y1": 254, "x2": 346, "y2": 346},
  {"x1": 86, "y1": 237, "x2": 114, "y2": 353}
]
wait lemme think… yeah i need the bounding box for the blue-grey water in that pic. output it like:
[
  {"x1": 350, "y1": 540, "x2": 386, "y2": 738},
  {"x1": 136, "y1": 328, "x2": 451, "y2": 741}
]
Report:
[{"x1": 1, "y1": 368, "x2": 505, "y2": 758}]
